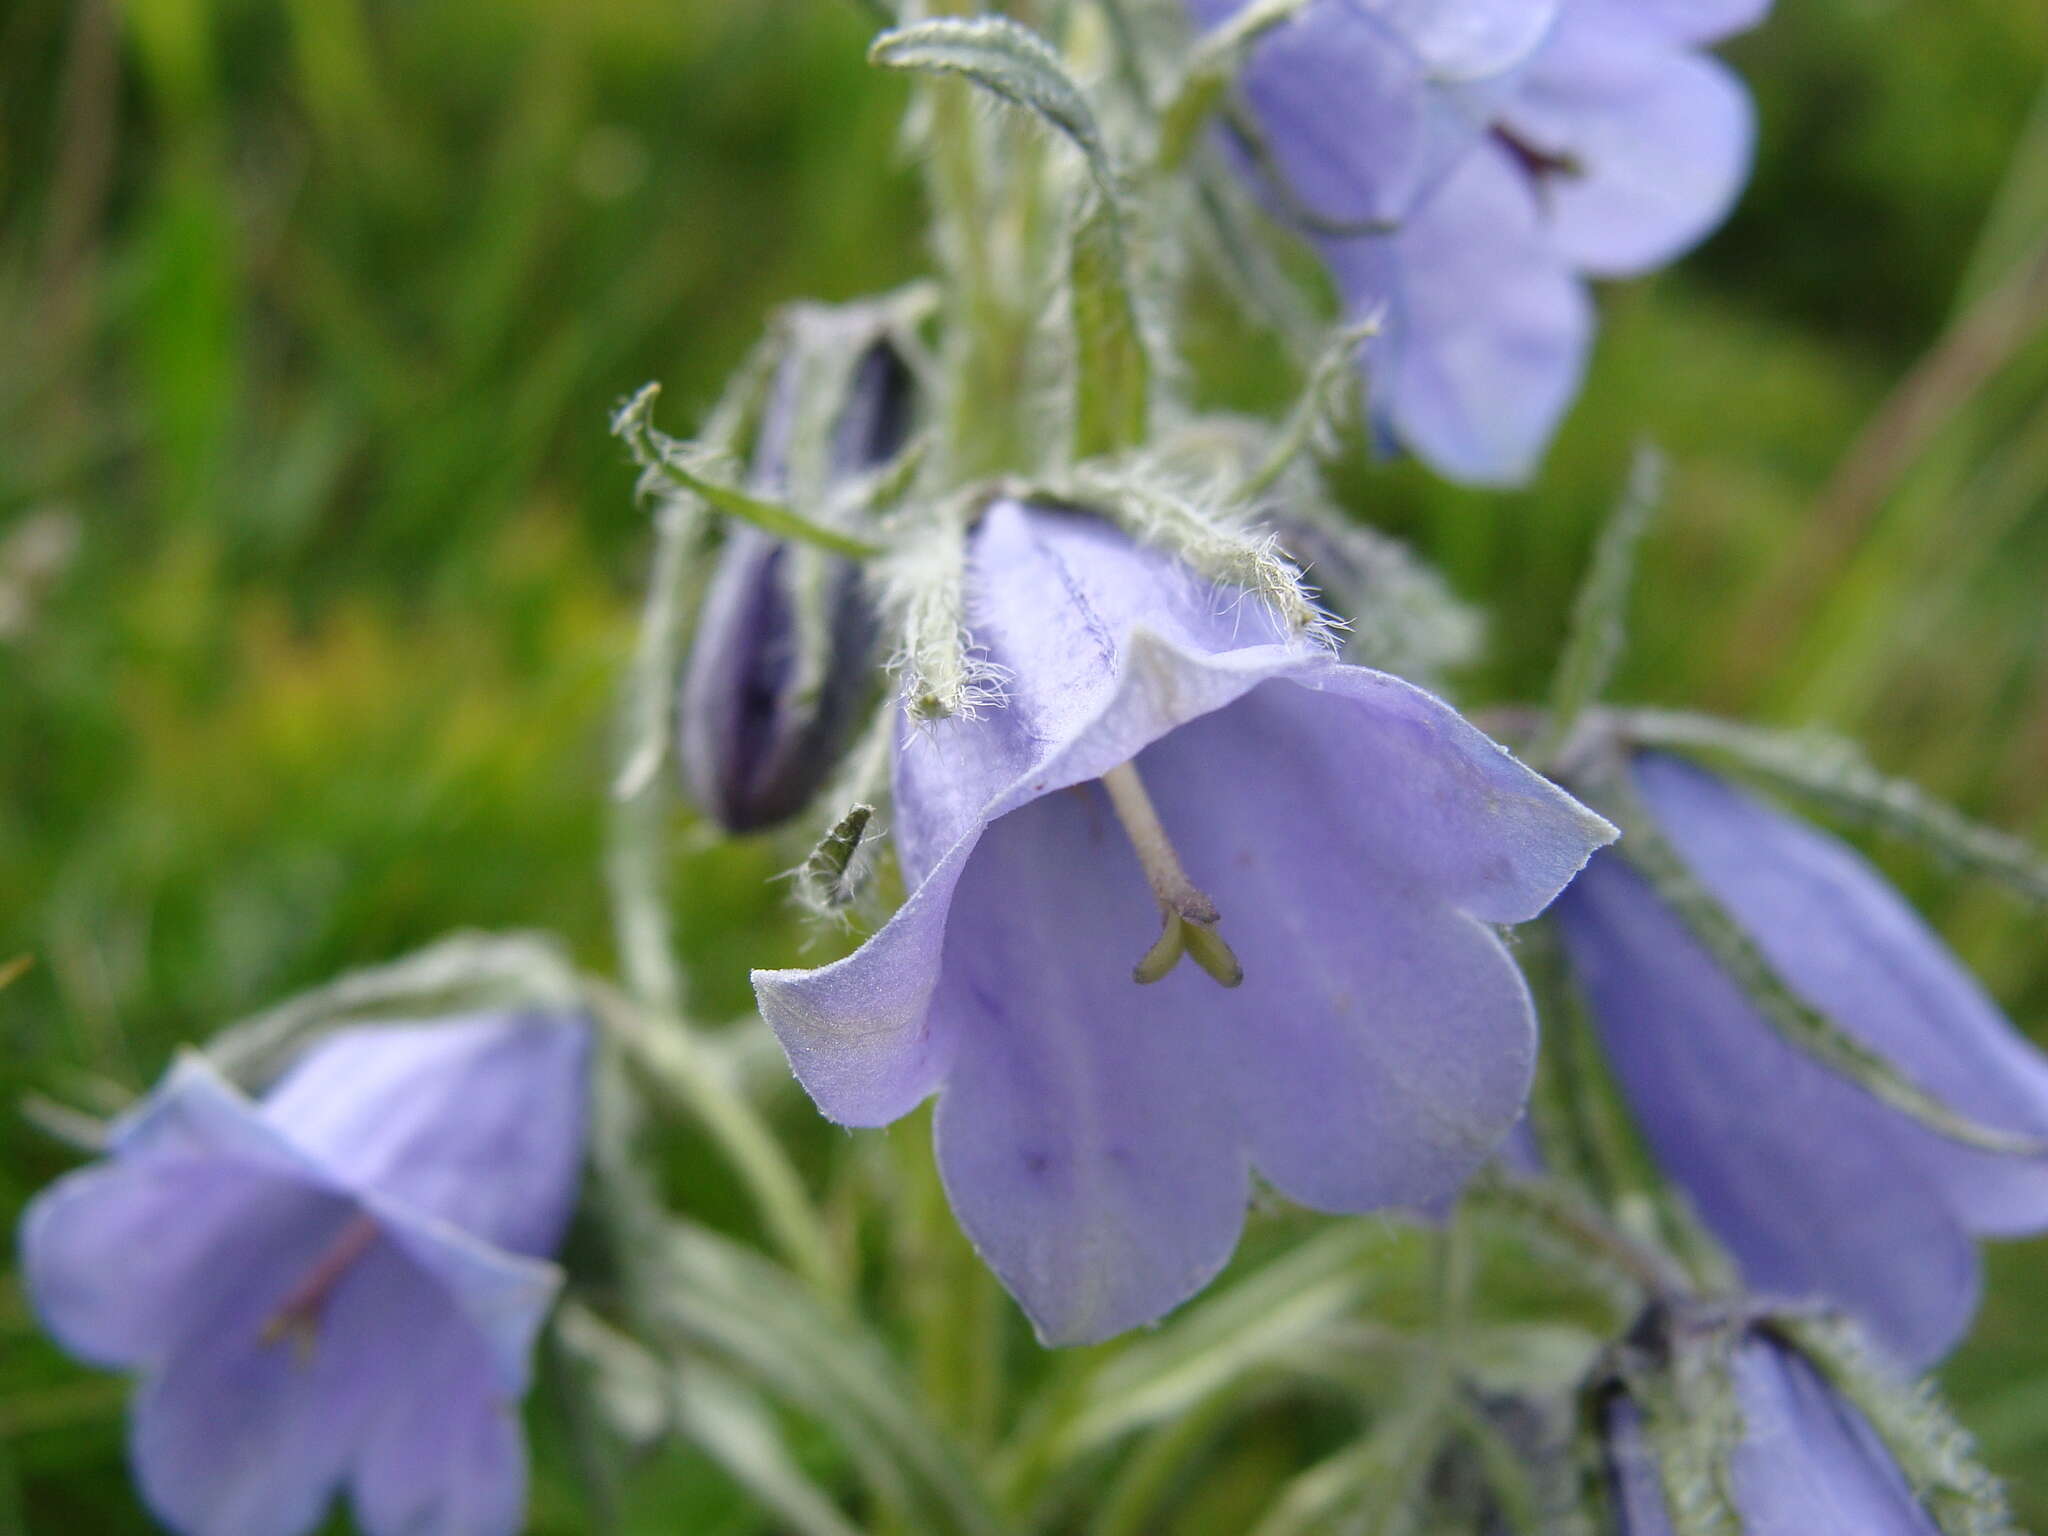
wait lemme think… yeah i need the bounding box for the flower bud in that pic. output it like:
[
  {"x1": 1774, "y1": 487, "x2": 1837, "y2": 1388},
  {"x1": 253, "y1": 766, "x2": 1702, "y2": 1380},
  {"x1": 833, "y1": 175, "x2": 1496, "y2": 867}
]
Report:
[
  {"x1": 678, "y1": 336, "x2": 913, "y2": 832},
  {"x1": 1601, "y1": 1309, "x2": 1991, "y2": 1535}
]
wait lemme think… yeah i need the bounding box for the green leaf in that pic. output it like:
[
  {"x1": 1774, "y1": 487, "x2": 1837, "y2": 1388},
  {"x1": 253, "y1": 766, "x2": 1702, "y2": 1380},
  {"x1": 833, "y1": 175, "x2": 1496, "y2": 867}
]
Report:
[
  {"x1": 556, "y1": 1303, "x2": 868, "y2": 1536},
  {"x1": 612, "y1": 383, "x2": 884, "y2": 560},
  {"x1": 1237, "y1": 317, "x2": 1375, "y2": 500},
  {"x1": 1068, "y1": 195, "x2": 1151, "y2": 458},
  {"x1": 1246, "y1": 1386, "x2": 1450, "y2": 1536},
  {"x1": 1063, "y1": 1224, "x2": 1385, "y2": 1453},
  {"x1": 1534, "y1": 446, "x2": 1665, "y2": 767},
  {"x1": 796, "y1": 802, "x2": 877, "y2": 916},
  {"x1": 1594, "y1": 763, "x2": 2048, "y2": 1158},
  {"x1": 867, "y1": 17, "x2": 1151, "y2": 458},
  {"x1": 653, "y1": 1220, "x2": 1008, "y2": 1536},
  {"x1": 1618, "y1": 708, "x2": 2048, "y2": 906},
  {"x1": 869, "y1": 16, "x2": 1116, "y2": 202},
  {"x1": 1624, "y1": 1327, "x2": 1746, "y2": 1536}
]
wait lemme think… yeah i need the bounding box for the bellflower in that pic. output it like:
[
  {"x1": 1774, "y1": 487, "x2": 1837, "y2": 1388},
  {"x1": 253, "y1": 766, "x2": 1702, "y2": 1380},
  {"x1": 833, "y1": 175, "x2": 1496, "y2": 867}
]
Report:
[
  {"x1": 1605, "y1": 1331, "x2": 1940, "y2": 1535},
  {"x1": 754, "y1": 501, "x2": 1614, "y2": 1344},
  {"x1": 678, "y1": 340, "x2": 910, "y2": 831},
  {"x1": 1207, "y1": 0, "x2": 1766, "y2": 483},
  {"x1": 21, "y1": 1012, "x2": 591, "y2": 1536},
  {"x1": 1552, "y1": 753, "x2": 2048, "y2": 1367},
  {"x1": 1186, "y1": 0, "x2": 1560, "y2": 232}
]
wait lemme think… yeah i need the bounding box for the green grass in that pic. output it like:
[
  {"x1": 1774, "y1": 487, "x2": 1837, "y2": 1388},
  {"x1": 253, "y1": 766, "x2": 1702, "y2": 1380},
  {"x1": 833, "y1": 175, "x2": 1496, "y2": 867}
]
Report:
[{"x1": 3, "y1": 0, "x2": 2047, "y2": 1527}]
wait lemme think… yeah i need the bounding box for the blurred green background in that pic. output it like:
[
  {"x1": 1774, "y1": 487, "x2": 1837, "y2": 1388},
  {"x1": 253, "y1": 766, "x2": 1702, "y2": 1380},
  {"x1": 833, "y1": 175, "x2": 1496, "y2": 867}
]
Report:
[{"x1": 2, "y1": 0, "x2": 2046, "y2": 1528}]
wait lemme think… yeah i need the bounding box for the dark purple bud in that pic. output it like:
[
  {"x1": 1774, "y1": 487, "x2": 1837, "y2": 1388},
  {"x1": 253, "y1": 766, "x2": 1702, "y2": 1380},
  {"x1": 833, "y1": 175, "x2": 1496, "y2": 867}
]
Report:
[{"x1": 678, "y1": 340, "x2": 913, "y2": 833}]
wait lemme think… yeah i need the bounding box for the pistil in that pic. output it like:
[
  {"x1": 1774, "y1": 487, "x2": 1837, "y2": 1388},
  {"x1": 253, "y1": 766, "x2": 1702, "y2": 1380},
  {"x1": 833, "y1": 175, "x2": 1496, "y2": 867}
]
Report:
[
  {"x1": 1491, "y1": 123, "x2": 1584, "y2": 207},
  {"x1": 261, "y1": 1211, "x2": 380, "y2": 1358},
  {"x1": 1100, "y1": 761, "x2": 1243, "y2": 989}
]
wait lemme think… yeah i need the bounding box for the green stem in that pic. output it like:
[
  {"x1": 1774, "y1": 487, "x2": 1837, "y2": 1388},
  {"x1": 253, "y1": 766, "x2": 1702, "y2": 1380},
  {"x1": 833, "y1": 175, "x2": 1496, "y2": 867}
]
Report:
[
  {"x1": 590, "y1": 978, "x2": 844, "y2": 1302},
  {"x1": 600, "y1": 550, "x2": 843, "y2": 1295},
  {"x1": 1090, "y1": 1388, "x2": 1239, "y2": 1536}
]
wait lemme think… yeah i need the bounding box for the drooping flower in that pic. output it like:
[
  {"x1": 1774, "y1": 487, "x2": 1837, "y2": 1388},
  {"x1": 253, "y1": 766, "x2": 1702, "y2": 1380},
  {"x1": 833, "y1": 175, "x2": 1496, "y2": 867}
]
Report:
[
  {"x1": 21, "y1": 1012, "x2": 591, "y2": 1536},
  {"x1": 1187, "y1": 0, "x2": 1560, "y2": 233},
  {"x1": 1205, "y1": 0, "x2": 1766, "y2": 484},
  {"x1": 677, "y1": 339, "x2": 911, "y2": 831},
  {"x1": 1552, "y1": 752, "x2": 2048, "y2": 1368},
  {"x1": 754, "y1": 501, "x2": 1614, "y2": 1344},
  {"x1": 1605, "y1": 1329, "x2": 1944, "y2": 1535}
]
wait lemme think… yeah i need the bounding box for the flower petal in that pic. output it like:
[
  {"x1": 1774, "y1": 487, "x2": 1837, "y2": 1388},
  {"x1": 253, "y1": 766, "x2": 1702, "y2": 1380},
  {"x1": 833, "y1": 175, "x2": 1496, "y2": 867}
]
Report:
[
  {"x1": 1210, "y1": 0, "x2": 1436, "y2": 228},
  {"x1": 1142, "y1": 681, "x2": 1549, "y2": 1209},
  {"x1": 1555, "y1": 849, "x2": 1981, "y2": 1368},
  {"x1": 1326, "y1": 144, "x2": 1592, "y2": 487},
  {"x1": 1723, "y1": 1340, "x2": 1943, "y2": 1533},
  {"x1": 1589, "y1": 0, "x2": 1772, "y2": 48},
  {"x1": 899, "y1": 501, "x2": 1302, "y2": 879},
  {"x1": 128, "y1": 1234, "x2": 423, "y2": 1536},
  {"x1": 1353, "y1": 0, "x2": 1560, "y2": 80},
  {"x1": 1509, "y1": 11, "x2": 1755, "y2": 277},
  {"x1": 1608, "y1": 1340, "x2": 1943, "y2": 1534},
  {"x1": 22, "y1": 1160, "x2": 358, "y2": 1375},
  {"x1": 928, "y1": 784, "x2": 1248, "y2": 1346},
  {"x1": 260, "y1": 1013, "x2": 591, "y2": 1256},
  {"x1": 1635, "y1": 753, "x2": 2048, "y2": 1237},
  {"x1": 758, "y1": 629, "x2": 1287, "y2": 1128},
  {"x1": 20, "y1": 1058, "x2": 353, "y2": 1371},
  {"x1": 350, "y1": 1310, "x2": 528, "y2": 1536},
  {"x1": 1602, "y1": 1393, "x2": 1675, "y2": 1536},
  {"x1": 370, "y1": 1197, "x2": 561, "y2": 1397}
]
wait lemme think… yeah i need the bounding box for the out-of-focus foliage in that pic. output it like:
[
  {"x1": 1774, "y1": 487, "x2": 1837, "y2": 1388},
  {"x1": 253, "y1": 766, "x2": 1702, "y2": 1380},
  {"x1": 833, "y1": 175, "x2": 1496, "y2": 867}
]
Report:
[{"x1": 0, "y1": 0, "x2": 2044, "y2": 1528}]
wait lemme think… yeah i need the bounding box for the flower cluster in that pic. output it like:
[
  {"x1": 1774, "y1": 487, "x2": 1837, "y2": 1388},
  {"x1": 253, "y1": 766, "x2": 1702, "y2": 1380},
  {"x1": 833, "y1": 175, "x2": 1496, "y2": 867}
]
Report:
[
  {"x1": 1553, "y1": 750, "x2": 2048, "y2": 1367},
  {"x1": 14, "y1": 2, "x2": 2045, "y2": 1533},
  {"x1": 1198, "y1": 0, "x2": 1768, "y2": 482}
]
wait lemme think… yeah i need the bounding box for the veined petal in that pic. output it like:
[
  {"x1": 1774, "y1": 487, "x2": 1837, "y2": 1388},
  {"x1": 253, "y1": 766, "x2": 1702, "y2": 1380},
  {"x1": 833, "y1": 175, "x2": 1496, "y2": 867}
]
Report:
[
  {"x1": 1143, "y1": 683, "x2": 1552, "y2": 1210},
  {"x1": 1635, "y1": 753, "x2": 2048, "y2": 1238},
  {"x1": 895, "y1": 502, "x2": 1303, "y2": 879},
  {"x1": 1510, "y1": 11, "x2": 1755, "y2": 277},
  {"x1": 1223, "y1": 663, "x2": 1616, "y2": 922},
  {"x1": 1555, "y1": 850, "x2": 1981, "y2": 1368},
  {"x1": 1327, "y1": 144, "x2": 1592, "y2": 487},
  {"x1": 260, "y1": 1013, "x2": 591, "y2": 1257},
  {"x1": 760, "y1": 628, "x2": 1289, "y2": 1127},
  {"x1": 111, "y1": 1054, "x2": 339, "y2": 1184},
  {"x1": 929, "y1": 787, "x2": 1247, "y2": 1346}
]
